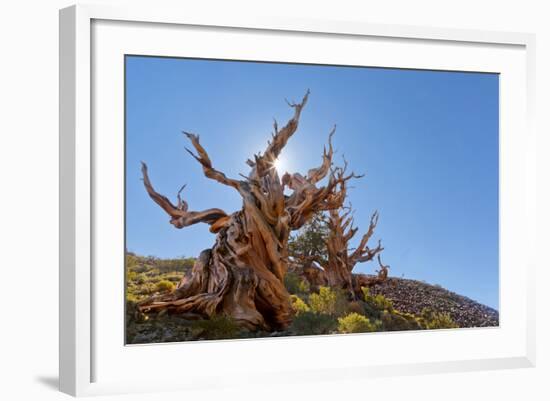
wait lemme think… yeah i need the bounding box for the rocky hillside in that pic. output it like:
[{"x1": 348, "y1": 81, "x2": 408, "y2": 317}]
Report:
[
  {"x1": 367, "y1": 277, "x2": 499, "y2": 328},
  {"x1": 126, "y1": 253, "x2": 499, "y2": 343}
]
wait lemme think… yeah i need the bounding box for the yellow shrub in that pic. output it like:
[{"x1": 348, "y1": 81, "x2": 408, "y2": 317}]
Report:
[
  {"x1": 291, "y1": 295, "x2": 310, "y2": 314},
  {"x1": 309, "y1": 286, "x2": 348, "y2": 317},
  {"x1": 338, "y1": 313, "x2": 379, "y2": 334},
  {"x1": 155, "y1": 280, "x2": 175, "y2": 293}
]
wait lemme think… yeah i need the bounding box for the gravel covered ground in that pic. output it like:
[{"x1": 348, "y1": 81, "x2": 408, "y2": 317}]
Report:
[{"x1": 367, "y1": 277, "x2": 499, "y2": 328}]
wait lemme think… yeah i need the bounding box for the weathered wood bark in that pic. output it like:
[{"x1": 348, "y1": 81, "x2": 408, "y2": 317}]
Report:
[
  {"x1": 139, "y1": 92, "x2": 351, "y2": 330},
  {"x1": 353, "y1": 255, "x2": 390, "y2": 292},
  {"x1": 288, "y1": 256, "x2": 328, "y2": 291},
  {"x1": 325, "y1": 205, "x2": 387, "y2": 299}
]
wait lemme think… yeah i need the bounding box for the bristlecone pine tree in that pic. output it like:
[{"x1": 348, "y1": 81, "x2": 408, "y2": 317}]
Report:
[
  {"x1": 287, "y1": 212, "x2": 330, "y2": 289},
  {"x1": 325, "y1": 204, "x2": 389, "y2": 299},
  {"x1": 138, "y1": 91, "x2": 357, "y2": 331}
]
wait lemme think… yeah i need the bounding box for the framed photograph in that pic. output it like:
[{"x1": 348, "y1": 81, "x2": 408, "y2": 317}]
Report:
[{"x1": 59, "y1": 4, "x2": 536, "y2": 396}]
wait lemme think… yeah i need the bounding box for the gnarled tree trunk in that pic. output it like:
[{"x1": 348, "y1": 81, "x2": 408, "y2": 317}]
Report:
[
  {"x1": 138, "y1": 92, "x2": 352, "y2": 330},
  {"x1": 325, "y1": 205, "x2": 388, "y2": 299}
]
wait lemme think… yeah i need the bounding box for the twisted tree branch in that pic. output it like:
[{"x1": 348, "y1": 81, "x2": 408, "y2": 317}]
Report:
[{"x1": 141, "y1": 162, "x2": 228, "y2": 231}]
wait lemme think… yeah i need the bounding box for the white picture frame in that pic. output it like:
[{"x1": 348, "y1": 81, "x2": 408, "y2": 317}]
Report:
[{"x1": 59, "y1": 3, "x2": 536, "y2": 397}]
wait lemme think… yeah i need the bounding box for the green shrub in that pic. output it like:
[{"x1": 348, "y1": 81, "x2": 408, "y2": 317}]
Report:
[
  {"x1": 136, "y1": 282, "x2": 156, "y2": 295},
  {"x1": 284, "y1": 272, "x2": 310, "y2": 295},
  {"x1": 309, "y1": 286, "x2": 348, "y2": 317},
  {"x1": 127, "y1": 270, "x2": 138, "y2": 282},
  {"x1": 134, "y1": 273, "x2": 147, "y2": 285},
  {"x1": 291, "y1": 295, "x2": 310, "y2": 315},
  {"x1": 348, "y1": 301, "x2": 366, "y2": 315},
  {"x1": 163, "y1": 273, "x2": 183, "y2": 283},
  {"x1": 290, "y1": 311, "x2": 337, "y2": 335},
  {"x1": 338, "y1": 313, "x2": 380, "y2": 334},
  {"x1": 190, "y1": 315, "x2": 242, "y2": 340},
  {"x1": 155, "y1": 280, "x2": 175, "y2": 293},
  {"x1": 419, "y1": 308, "x2": 458, "y2": 329},
  {"x1": 361, "y1": 301, "x2": 382, "y2": 320},
  {"x1": 126, "y1": 253, "x2": 139, "y2": 269},
  {"x1": 298, "y1": 279, "x2": 311, "y2": 294},
  {"x1": 362, "y1": 287, "x2": 394, "y2": 312},
  {"x1": 380, "y1": 310, "x2": 422, "y2": 331},
  {"x1": 132, "y1": 264, "x2": 150, "y2": 274},
  {"x1": 126, "y1": 289, "x2": 140, "y2": 303},
  {"x1": 127, "y1": 269, "x2": 147, "y2": 285}
]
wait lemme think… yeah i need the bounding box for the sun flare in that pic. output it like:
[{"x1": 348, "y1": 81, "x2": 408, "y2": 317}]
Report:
[{"x1": 272, "y1": 158, "x2": 284, "y2": 175}]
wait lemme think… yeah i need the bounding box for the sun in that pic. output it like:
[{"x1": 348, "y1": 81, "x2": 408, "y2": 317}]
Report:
[{"x1": 272, "y1": 158, "x2": 284, "y2": 175}]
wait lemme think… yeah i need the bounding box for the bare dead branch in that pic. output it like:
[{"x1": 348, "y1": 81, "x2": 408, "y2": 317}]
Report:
[
  {"x1": 350, "y1": 211, "x2": 383, "y2": 263},
  {"x1": 306, "y1": 125, "x2": 336, "y2": 184},
  {"x1": 176, "y1": 184, "x2": 188, "y2": 211},
  {"x1": 141, "y1": 162, "x2": 229, "y2": 230},
  {"x1": 183, "y1": 131, "x2": 240, "y2": 190},
  {"x1": 261, "y1": 90, "x2": 310, "y2": 164}
]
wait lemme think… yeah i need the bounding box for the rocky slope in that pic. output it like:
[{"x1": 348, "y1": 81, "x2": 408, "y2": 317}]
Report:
[{"x1": 367, "y1": 276, "x2": 499, "y2": 328}]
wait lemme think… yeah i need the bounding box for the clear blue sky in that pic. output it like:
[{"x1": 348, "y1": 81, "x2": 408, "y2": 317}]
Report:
[{"x1": 125, "y1": 56, "x2": 499, "y2": 309}]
